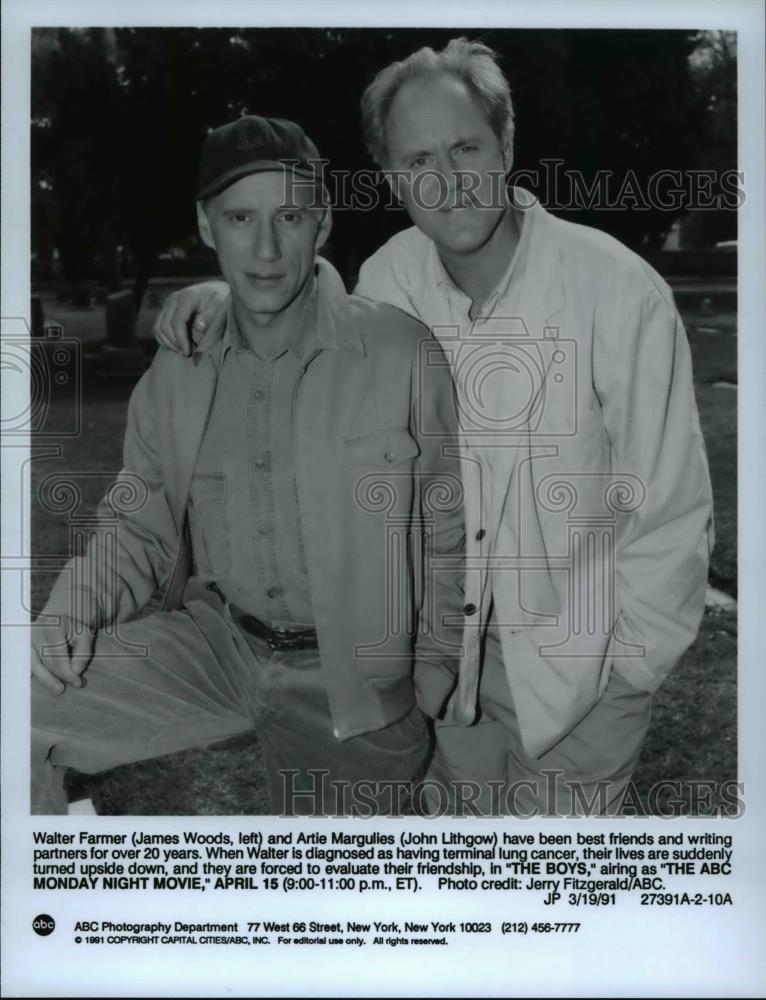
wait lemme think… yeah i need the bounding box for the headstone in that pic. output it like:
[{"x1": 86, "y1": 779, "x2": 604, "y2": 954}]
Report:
[
  {"x1": 105, "y1": 290, "x2": 137, "y2": 348},
  {"x1": 100, "y1": 290, "x2": 145, "y2": 376},
  {"x1": 662, "y1": 219, "x2": 682, "y2": 252}
]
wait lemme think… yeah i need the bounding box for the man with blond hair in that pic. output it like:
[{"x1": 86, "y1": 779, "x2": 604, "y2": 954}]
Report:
[{"x1": 156, "y1": 38, "x2": 713, "y2": 816}]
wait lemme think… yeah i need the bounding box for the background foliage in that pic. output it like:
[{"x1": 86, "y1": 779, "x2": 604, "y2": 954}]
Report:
[{"x1": 32, "y1": 27, "x2": 736, "y2": 304}]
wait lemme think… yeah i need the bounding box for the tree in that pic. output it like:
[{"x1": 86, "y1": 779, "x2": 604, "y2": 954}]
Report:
[
  {"x1": 33, "y1": 27, "x2": 731, "y2": 297},
  {"x1": 682, "y1": 30, "x2": 738, "y2": 248},
  {"x1": 32, "y1": 28, "x2": 124, "y2": 289}
]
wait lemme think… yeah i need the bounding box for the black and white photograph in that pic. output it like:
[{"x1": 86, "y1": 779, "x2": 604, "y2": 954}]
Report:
[
  {"x1": 2, "y1": 0, "x2": 765, "y2": 996},
  {"x1": 25, "y1": 23, "x2": 737, "y2": 818}
]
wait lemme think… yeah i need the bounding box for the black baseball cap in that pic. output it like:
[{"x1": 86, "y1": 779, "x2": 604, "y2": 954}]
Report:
[{"x1": 198, "y1": 115, "x2": 324, "y2": 200}]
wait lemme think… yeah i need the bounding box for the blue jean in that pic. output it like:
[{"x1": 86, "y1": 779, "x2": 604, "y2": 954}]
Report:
[{"x1": 32, "y1": 584, "x2": 430, "y2": 816}]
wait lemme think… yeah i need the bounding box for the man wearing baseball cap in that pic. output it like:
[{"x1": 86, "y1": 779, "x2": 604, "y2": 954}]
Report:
[{"x1": 31, "y1": 115, "x2": 466, "y2": 816}]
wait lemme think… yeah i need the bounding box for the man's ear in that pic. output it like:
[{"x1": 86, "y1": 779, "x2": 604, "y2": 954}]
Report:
[
  {"x1": 501, "y1": 136, "x2": 514, "y2": 176},
  {"x1": 315, "y1": 206, "x2": 333, "y2": 253},
  {"x1": 196, "y1": 200, "x2": 216, "y2": 250}
]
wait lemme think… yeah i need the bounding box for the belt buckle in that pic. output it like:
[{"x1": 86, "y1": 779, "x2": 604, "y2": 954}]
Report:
[{"x1": 270, "y1": 625, "x2": 299, "y2": 651}]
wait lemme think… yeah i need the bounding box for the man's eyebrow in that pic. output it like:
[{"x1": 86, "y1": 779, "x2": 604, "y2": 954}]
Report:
[
  {"x1": 400, "y1": 147, "x2": 433, "y2": 162},
  {"x1": 399, "y1": 136, "x2": 483, "y2": 161},
  {"x1": 219, "y1": 201, "x2": 308, "y2": 215}
]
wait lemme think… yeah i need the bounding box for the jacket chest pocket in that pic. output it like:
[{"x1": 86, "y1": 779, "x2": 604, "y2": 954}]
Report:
[
  {"x1": 344, "y1": 428, "x2": 420, "y2": 467},
  {"x1": 187, "y1": 474, "x2": 230, "y2": 578}
]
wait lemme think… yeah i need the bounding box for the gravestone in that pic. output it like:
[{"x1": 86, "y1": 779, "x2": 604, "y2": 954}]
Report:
[
  {"x1": 106, "y1": 290, "x2": 136, "y2": 347},
  {"x1": 100, "y1": 290, "x2": 145, "y2": 376}
]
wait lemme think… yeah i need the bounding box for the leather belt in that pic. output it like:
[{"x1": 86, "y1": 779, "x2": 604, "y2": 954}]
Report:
[
  {"x1": 205, "y1": 583, "x2": 319, "y2": 651},
  {"x1": 229, "y1": 603, "x2": 319, "y2": 652}
]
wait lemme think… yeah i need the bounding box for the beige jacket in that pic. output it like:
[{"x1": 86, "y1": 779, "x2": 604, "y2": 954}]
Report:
[
  {"x1": 42, "y1": 260, "x2": 466, "y2": 739},
  {"x1": 356, "y1": 190, "x2": 714, "y2": 756}
]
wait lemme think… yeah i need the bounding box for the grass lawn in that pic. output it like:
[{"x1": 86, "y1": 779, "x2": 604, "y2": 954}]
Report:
[{"x1": 30, "y1": 299, "x2": 738, "y2": 816}]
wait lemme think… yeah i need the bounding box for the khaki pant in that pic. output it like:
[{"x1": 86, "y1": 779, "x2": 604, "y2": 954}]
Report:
[
  {"x1": 426, "y1": 626, "x2": 653, "y2": 817},
  {"x1": 32, "y1": 584, "x2": 429, "y2": 816}
]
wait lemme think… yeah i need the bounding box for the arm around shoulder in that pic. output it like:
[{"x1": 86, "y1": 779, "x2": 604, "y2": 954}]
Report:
[{"x1": 354, "y1": 237, "x2": 420, "y2": 319}]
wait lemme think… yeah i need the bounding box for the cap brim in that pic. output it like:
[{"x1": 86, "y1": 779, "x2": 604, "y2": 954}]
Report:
[{"x1": 197, "y1": 160, "x2": 322, "y2": 200}]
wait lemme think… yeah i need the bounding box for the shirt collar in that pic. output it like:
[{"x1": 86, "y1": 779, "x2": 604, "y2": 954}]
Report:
[
  {"x1": 194, "y1": 256, "x2": 365, "y2": 365},
  {"x1": 431, "y1": 186, "x2": 536, "y2": 313},
  {"x1": 221, "y1": 282, "x2": 318, "y2": 363},
  {"x1": 315, "y1": 257, "x2": 365, "y2": 355}
]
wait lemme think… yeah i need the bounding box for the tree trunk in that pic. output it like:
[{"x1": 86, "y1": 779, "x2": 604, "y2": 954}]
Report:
[{"x1": 99, "y1": 223, "x2": 122, "y2": 291}]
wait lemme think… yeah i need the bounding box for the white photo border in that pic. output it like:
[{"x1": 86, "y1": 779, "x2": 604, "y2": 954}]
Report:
[{"x1": 2, "y1": 1, "x2": 765, "y2": 996}]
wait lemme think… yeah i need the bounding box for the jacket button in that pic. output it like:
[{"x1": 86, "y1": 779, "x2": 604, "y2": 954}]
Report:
[
  {"x1": 258, "y1": 524, "x2": 270, "y2": 535},
  {"x1": 385, "y1": 451, "x2": 395, "y2": 463},
  {"x1": 464, "y1": 603, "x2": 477, "y2": 615},
  {"x1": 475, "y1": 529, "x2": 486, "y2": 541},
  {"x1": 266, "y1": 586, "x2": 281, "y2": 599},
  {"x1": 254, "y1": 457, "x2": 265, "y2": 469}
]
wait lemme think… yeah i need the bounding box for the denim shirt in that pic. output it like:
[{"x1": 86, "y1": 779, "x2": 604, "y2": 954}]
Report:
[{"x1": 189, "y1": 290, "x2": 318, "y2": 626}]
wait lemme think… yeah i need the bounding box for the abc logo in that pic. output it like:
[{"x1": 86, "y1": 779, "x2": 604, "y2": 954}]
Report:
[{"x1": 33, "y1": 914, "x2": 55, "y2": 936}]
